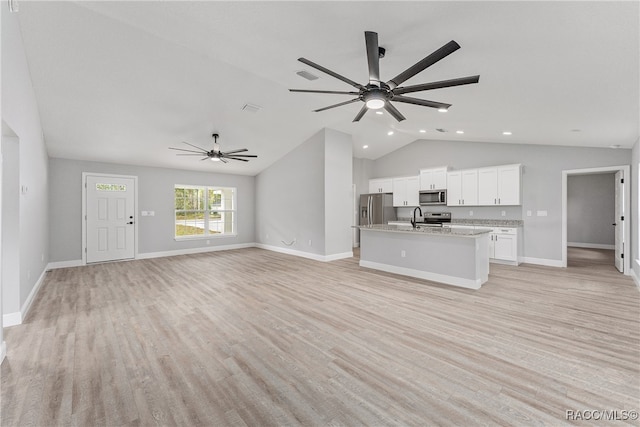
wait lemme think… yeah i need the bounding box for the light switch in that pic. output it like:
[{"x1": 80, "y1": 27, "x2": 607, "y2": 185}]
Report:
[
  {"x1": 141, "y1": 211, "x2": 148, "y2": 216},
  {"x1": 148, "y1": 211, "x2": 155, "y2": 216},
  {"x1": 527, "y1": 210, "x2": 532, "y2": 217},
  {"x1": 537, "y1": 210, "x2": 548, "y2": 217}
]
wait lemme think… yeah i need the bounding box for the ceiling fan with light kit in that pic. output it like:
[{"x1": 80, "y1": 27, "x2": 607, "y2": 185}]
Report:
[
  {"x1": 169, "y1": 133, "x2": 257, "y2": 163},
  {"x1": 290, "y1": 31, "x2": 479, "y2": 122}
]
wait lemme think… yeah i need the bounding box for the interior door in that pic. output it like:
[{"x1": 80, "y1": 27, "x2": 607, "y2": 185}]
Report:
[
  {"x1": 614, "y1": 170, "x2": 624, "y2": 272},
  {"x1": 86, "y1": 175, "x2": 135, "y2": 263}
]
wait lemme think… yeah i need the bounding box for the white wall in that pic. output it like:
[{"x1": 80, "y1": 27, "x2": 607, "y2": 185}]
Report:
[
  {"x1": 49, "y1": 158, "x2": 255, "y2": 262},
  {"x1": 567, "y1": 173, "x2": 615, "y2": 248},
  {"x1": 632, "y1": 139, "x2": 639, "y2": 284},
  {"x1": 324, "y1": 129, "x2": 353, "y2": 256},
  {"x1": 369, "y1": 139, "x2": 631, "y2": 263},
  {"x1": 1, "y1": 136, "x2": 19, "y2": 315},
  {"x1": 255, "y1": 128, "x2": 353, "y2": 259},
  {"x1": 2, "y1": 3, "x2": 49, "y2": 326}
]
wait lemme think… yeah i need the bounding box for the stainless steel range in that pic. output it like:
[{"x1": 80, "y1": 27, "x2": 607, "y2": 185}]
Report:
[{"x1": 422, "y1": 212, "x2": 452, "y2": 227}]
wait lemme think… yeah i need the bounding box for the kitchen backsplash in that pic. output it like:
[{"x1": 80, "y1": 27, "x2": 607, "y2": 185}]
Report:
[{"x1": 396, "y1": 205, "x2": 523, "y2": 221}]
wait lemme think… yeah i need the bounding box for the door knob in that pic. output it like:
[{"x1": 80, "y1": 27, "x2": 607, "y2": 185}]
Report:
[{"x1": 127, "y1": 221, "x2": 134, "y2": 225}]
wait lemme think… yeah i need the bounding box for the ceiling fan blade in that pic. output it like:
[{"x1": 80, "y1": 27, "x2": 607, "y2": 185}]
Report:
[
  {"x1": 200, "y1": 157, "x2": 210, "y2": 161},
  {"x1": 220, "y1": 158, "x2": 228, "y2": 163},
  {"x1": 182, "y1": 141, "x2": 210, "y2": 152},
  {"x1": 394, "y1": 75, "x2": 480, "y2": 95},
  {"x1": 176, "y1": 153, "x2": 210, "y2": 156},
  {"x1": 169, "y1": 147, "x2": 206, "y2": 154},
  {"x1": 314, "y1": 98, "x2": 361, "y2": 112},
  {"x1": 365, "y1": 31, "x2": 380, "y2": 86},
  {"x1": 352, "y1": 104, "x2": 368, "y2": 122},
  {"x1": 384, "y1": 102, "x2": 406, "y2": 122},
  {"x1": 221, "y1": 148, "x2": 248, "y2": 155},
  {"x1": 392, "y1": 95, "x2": 451, "y2": 110},
  {"x1": 298, "y1": 58, "x2": 365, "y2": 90},
  {"x1": 289, "y1": 89, "x2": 360, "y2": 95},
  {"x1": 222, "y1": 154, "x2": 257, "y2": 158},
  {"x1": 225, "y1": 157, "x2": 249, "y2": 162},
  {"x1": 387, "y1": 40, "x2": 461, "y2": 89}
]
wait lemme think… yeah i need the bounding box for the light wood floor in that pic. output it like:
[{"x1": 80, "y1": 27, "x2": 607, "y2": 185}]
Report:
[{"x1": 2, "y1": 248, "x2": 639, "y2": 426}]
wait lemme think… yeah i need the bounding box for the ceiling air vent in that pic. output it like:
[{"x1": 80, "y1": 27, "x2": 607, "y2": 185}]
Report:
[
  {"x1": 241, "y1": 103, "x2": 262, "y2": 113},
  {"x1": 296, "y1": 70, "x2": 319, "y2": 81},
  {"x1": 436, "y1": 128, "x2": 447, "y2": 133}
]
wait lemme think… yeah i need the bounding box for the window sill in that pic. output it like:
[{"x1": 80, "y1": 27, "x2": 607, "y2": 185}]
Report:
[{"x1": 174, "y1": 234, "x2": 237, "y2": 242}]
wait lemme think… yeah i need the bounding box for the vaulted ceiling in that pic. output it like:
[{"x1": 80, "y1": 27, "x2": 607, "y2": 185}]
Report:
[{"x1": 15, "y1": 1, "x2": 639, "y2": 175}]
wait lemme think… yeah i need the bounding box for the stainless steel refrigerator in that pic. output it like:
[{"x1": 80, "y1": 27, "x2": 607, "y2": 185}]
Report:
[{"x1": 359, "y1": 193, "x2": 396, "y2": 226}]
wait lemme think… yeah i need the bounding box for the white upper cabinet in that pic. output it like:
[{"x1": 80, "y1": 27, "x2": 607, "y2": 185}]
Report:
[
  {"x1": 447, "y1": 170, "x2": 478, "y2": 206},
  {"x1": 477, "y1": 164, "x2": 522, "y2": 206},
  {"x1": 419, "y1": 167, "x2": 448, "y2": 190},
  {"x1": 368, "y1": 178, "x2": 393, "y2": 194},
  {"x1": 393, "y1": 176, "x2": 420, "y2": 207}
]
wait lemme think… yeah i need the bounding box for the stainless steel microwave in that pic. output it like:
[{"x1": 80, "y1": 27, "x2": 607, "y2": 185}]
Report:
[{"x1": 419, "y1": 190, "x2": 447, "y2": 205}]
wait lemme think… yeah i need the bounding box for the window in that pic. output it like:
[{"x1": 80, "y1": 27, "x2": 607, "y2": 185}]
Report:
[{"x1": 174, "y1": 185, "x2": 236, "y2": 238}]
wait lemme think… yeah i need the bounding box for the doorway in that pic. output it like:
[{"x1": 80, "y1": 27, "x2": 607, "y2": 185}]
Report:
[
  {"x1": 82, "y1": 173, "x2": 138, "y2": 264},
  {"x1": 562, "y1": 165, "x2": 630, "y2": 273}
]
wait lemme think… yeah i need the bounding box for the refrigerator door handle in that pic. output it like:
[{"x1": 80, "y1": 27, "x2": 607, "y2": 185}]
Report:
[{"x1": 368, "y1": 196, "x2": 372, "y2": 225}]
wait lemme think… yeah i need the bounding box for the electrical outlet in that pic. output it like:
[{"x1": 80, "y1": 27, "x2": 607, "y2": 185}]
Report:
[
  {"x1": 27, "y1": 270, "x2": 31, "y2": 280},
  {"x1": 148, "y1": 211, "x2": 155, "y2": 216},
  {"x1": 206, "y1": 240, "x2": 210, "y2": 245},
  {"x1": 501, "y1": 211, "x2": 506, "y2": 217},
  {"x1": 469, "y1": 210, "x2": 473, "y2": 216},
  {"x1": 266, "y1": 233, "x2": 269, "y2": 239},
  {"x1": 537, "y1": 210, "x2": 548, "y2": 217},
  {"x1": 401, "y1": 250, "x2": 406, "y2": 257},
  {"x1": 141, "y1": 211, "x2": 148, "y2": 216},
  {"x1": 41, "y1": 253, "x2": 44, "y2": 262},
  {"x1": 527, "y1": 210, "x2": 532, "y2": 217},
  {"x1": 308, "y1": 239, "x2": 312, "y2": 246}
]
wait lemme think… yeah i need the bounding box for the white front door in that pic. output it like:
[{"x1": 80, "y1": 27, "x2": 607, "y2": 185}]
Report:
[
  {"x1": 614, "y1": 170, "x2": 624, "y2": 273},
  {"x1": 86, "y1": 175, "x2": 135, "y2": 263}
]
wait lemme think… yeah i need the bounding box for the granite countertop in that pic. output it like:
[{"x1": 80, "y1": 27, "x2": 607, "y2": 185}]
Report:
[
  {"x1": 395, "y1": 217, "x2": 523, "y2": 227},
  {"x1": 450, "y1": 219, "x2": 524, "y2": 227},
  {"x1": 357, "y1": 224, "x2": 491, "y2": 237}
]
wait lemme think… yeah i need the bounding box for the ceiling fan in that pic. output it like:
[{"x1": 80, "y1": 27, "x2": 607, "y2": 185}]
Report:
[
  {"x1": 169, "y1": 134, "x2": 257, "y2": 163},
  {"x1": 289, "y1": 31, "x2": 479, "y2": 122}
]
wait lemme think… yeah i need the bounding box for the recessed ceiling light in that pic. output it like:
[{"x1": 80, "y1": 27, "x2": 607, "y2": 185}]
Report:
[
  {"x1": 570, "y1": 129, "x2": 581, "y2": 132},
  {"x1": 363, "y1": 145, "x2": 369, "y2": 149},
  {"x1": 438, "y1": 108, "x2": 448, "y2": 113},
  {"x1": 419, "y1": 129, "x2": 426, "y2": 133},
  {"x1": 375, "y1": 111, "x2": 383, "y2": 115},
  {"x1": 609, "y1": 144, "x2": 621, "y2": 149},
  {"x1": 456, "y1": 130, "x2": 464, "y2": 134},
  {"x1": 502, "y1": 131, "x2": 512, "y2": 135},
  {"x1": 387, "y1": 131, "x2": 394, "y2": 136}
]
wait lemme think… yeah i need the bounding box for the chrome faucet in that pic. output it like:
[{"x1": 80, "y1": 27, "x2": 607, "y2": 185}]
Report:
[{"x1": 411, "y1": 206, "x2": 422, "y2": 229}]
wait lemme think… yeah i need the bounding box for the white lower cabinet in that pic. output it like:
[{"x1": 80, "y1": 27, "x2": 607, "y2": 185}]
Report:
[{"x1": 446, "y1": 225, "x2": 520, "y2": 265}]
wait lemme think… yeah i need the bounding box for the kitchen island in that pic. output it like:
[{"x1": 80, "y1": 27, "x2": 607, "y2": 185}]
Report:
[{"x1": 358, "y1": 224, "x2": 491, "y2": 289}]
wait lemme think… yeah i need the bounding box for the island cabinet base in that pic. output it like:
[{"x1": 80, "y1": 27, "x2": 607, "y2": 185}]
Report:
[{"x1": 359, "y1": 230, "x2": 489, "y2": 289}]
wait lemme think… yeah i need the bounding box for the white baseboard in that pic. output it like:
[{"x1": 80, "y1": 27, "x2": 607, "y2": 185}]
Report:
[
  {"x1": 631, "y1": 267, "x2": 640, "y2": 290},
  {"x1": 0, "y1": 341, "x2": 6, "y2": 365},
  {"x1": 519, "y1": 257, "x2": 564, "y2": 267},
  {"x1": 568, "y1": 242, "x2": 615, "y2": 250},
  {"x1": 255, "y1": 244, "x2": 353, "y2": 262},
  {"x1": 4, "y1": 266, "x2": 49, "y2": 327},
  {"x1": 3, "y1": 311, "x2": 21, "y2": 327},
  {"x1": 359, "y1": 260, "x2": 484, "y2": 290},
  {"x1": 47, "y1": 259, "x2": 83, "y2": 270},
  {"x1": 137, "y1": 243, "x2": 256, "y2": 260}
]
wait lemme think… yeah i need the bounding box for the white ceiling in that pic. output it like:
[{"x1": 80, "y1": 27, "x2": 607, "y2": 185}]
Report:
[{"x1": 16, "y1": 1, "x2": 639, "y2": 176}]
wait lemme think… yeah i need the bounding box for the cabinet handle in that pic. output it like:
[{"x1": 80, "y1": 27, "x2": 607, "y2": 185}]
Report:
[
  {"x1": 494, "y1": 198, "x2": 497, "y2": 204},
  {"x1": 498, "y1": 198, "x2": 501, "y2": 204}
]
